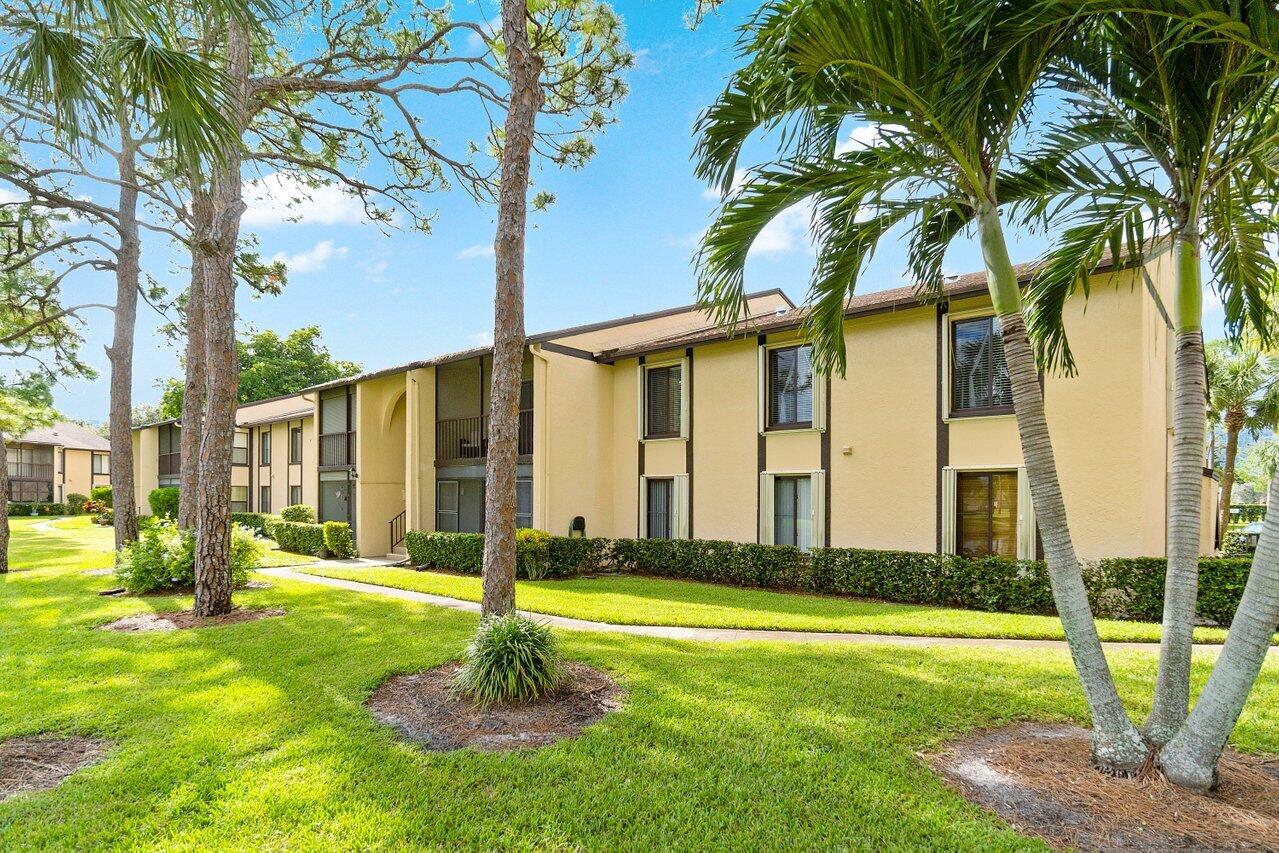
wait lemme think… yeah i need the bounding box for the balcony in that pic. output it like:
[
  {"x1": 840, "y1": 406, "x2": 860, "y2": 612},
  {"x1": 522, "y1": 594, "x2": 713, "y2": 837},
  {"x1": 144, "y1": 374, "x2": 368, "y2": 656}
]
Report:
[
  {"x1": 436, "y1": 411, "x2": 532, "y2": 464},
  {"x1": 319, "y1": 431, "x2": 355, "y2": 468},
  {"x1": 7, "y1": 461, "x2": 54, "y2": 481}
]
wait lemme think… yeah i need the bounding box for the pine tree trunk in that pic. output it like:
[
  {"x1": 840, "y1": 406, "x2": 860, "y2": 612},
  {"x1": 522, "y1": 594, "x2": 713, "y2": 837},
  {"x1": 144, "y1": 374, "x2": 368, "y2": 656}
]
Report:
[
  {"x1": 107, "y1": 138, "x2": 141, "y2": 549},
  {"x1": 192, "y1": 19, "x2": 247, "y2": 618},
  {"x1": 1218, "y1": 417, "x2": 1241, "y2": 540},
  {"x1": 0, "y1": 430, "x2": 9, "y2": 573},
  {"x1": 977, "y1": 206, "x2": 1147, "y2": 774},
  {"x1": 1160, "y1": 473, "x2": 1279, "y2": 791},
  {"x1": 178, "y1": 190, "x2": 211, "y2": 530},
  {"x1": 481, "y1": 0, "x2": 543, "y2": 619},
  {"x1": 1147, "y1": 236, "x2": 1206, "y2": 746}
]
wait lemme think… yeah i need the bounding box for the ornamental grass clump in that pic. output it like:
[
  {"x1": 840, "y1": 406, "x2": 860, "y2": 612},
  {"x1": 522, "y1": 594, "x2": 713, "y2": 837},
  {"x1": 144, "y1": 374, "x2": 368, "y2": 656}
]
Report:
[{"x1": 452, "y1": 614, "x2": 563, "y2": 708}]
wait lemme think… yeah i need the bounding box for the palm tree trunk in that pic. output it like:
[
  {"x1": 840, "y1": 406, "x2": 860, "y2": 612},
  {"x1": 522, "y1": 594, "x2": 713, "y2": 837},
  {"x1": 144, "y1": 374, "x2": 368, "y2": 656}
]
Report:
[
  {"x1": 978, "y1": 205, "x2": 1147, "y2": 773},
  {"x1": 178, "y1": 191, "x2": 211, "y2": 530},
  {"x1": 1147, "y1": 234, "x2": 1206, "y2": 746},
  {"x1": 0, "y1": 430, "x2": 9, "y2": 573},
  {"x1": 1217, "y1": 417, "x2": 1241, "y2": 541},
  {"x1": 192, "y1": 18, "x2": 247, "y2": 618},
  {"x1": 107, "y1": 137, "x2": 141, "y2": 549},
  {"x1": 481, "y1": 0, "x2": 543, "y2": 619},
  {"x1": 1160, "y1": 472, "x2": 1279, "y2": 791}
]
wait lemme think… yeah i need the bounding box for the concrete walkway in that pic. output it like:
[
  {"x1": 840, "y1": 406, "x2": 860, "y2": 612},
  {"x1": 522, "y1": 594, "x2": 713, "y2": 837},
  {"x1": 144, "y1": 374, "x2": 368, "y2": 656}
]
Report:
[{"x1": 259, "y1": 566, "x2": 1253, "y2": 654}]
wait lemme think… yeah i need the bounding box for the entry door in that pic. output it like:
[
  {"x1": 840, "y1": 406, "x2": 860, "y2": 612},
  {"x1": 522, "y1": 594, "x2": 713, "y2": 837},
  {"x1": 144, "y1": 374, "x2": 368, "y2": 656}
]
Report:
[
  {"x1": 319, "y1": 474, "x2": 354, "y2": 528},
  {"x1": 437, "y1": 481, "x2": 459, "y2": 532},
  {"x1": 458, "y1": 479, "x2": 485, "y2": 533}
]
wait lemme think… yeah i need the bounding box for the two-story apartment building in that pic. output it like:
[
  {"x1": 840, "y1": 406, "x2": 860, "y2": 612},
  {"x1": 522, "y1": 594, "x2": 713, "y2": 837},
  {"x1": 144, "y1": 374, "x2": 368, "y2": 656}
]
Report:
[
  {"x1": 132, "y1": 251, "x2": 1218, "y2": 561},
  {"x1": 6, "y1": 422, "x2": 111, "y2": 504}
]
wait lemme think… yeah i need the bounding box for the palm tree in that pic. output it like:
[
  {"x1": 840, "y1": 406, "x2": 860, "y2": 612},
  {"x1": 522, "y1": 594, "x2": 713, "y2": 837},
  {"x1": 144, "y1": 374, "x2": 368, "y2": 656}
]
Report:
[
  {"x1": 1207, "y1": 341, "x2": 1279, "y2": 549},
  {"x1": 1021, "y1": 6, "x2": 1279, "y2": 748},
  {"x1": 694, "y1": 0, "x2": 1148, "y2": 773}
]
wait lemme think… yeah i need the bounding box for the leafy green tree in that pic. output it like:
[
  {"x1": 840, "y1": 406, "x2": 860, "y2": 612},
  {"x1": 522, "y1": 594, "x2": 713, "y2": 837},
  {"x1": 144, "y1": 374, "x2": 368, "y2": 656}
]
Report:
[
  {"x1": 693, "y1": 0, "x2": 1149, "y2": 773},
  {"x1": 1021, "y1": 3, "x2": 1279, "y2": 753},
  {"x1": 154, "y1": 326, "x2": 360, "y2": 419},
  {"x1": 1207, "y1": 340, "x2": 1279, "y2": 540},
  {"x1": 0, "y1": 375, "x2": 58, "y2": 572}
]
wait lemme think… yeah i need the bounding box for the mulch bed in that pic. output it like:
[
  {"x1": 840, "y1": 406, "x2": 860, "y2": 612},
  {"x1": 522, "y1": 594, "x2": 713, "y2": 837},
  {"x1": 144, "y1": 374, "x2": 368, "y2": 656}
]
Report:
[
  {"x1": 0, "y1": 736, "x2": 109, "y2": 802},
  {"x1": 367, "y1": 662, "x2": 623, "y2": 752},
  {"x1": 99, "y1": 607, "x2": 285, "y2": 632},
  {"x1": 929, "y1": 723, "x2": 1279, "y2": 851}
]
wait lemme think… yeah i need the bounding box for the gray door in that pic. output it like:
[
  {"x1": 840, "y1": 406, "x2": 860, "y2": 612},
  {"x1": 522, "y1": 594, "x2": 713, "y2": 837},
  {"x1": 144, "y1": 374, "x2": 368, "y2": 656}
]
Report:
[
  {"x1": 319, "y1": 472, "x2": 355, "y2": 529},
  {"x1": 459, "y1": 478, "x2": 485, "y2": 533}
]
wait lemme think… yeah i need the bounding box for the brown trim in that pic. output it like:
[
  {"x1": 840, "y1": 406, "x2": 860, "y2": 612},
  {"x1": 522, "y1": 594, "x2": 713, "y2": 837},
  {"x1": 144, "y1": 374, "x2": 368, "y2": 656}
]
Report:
[
  {"x1": 685, "y1": 347, "x2": 694, "y2": 538},
  {"x1": 528, "y1": 288, "x2": 794, "y2": 344},
  {"x1": 637, "y1": 355, "x2": 645, "y2": 536},
  {"x1": 538, "y1": 341, "x2": 596, "y2": 361},
  {"x1": 936, "y1": 304, "x2": 950, "y2": 553},
  {"x1": 247, "y1": 430, "x2": 254, "y2": 511},
  {"x1": 1203, "y1": 466, "x2": 1220, "y2": 481},
  {"x1": 757, "y1": 335, "x2": 767, "y2": 543},
  {"x1": 822, "y1": 374, "x2": 831, "y2": 546}
]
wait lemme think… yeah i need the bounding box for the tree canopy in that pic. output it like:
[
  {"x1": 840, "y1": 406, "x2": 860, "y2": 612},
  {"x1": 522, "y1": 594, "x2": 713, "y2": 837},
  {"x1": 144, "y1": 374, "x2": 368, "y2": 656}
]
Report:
[{"x1": 156, "y1": 325, "x2": 359, "y2": 419}]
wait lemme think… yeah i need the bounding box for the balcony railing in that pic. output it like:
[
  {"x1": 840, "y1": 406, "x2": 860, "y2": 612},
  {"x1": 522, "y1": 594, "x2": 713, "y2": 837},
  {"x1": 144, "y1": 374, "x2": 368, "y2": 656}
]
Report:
[
  {"x1": 320, "y1": 431, "x2": 355, "y2": 468},
  {"x1": 7, "y1": 461, "x2": 53, "y2": 481},
  {"x1": 436, "y1": 411, "x2": 532, "y2": 463},
  {"x1": 158, "y1": 452, "x2": 180, "y2": 476}
]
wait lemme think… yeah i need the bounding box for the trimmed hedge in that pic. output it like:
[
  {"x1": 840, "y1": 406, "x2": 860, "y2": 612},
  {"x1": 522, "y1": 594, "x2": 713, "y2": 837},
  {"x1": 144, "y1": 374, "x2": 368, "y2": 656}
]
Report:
[
  {"x1": 89, "y1": 485, "x2": 112, "y2": 508},
  {"x1": 148, "y1": 487, "x2": 179, "y2": 519},
  {"x1": 231, "y1": 512, "x2": 279, "y2": 538},
  {"x1": 323, "y1": 521, "x2": 356, "y2": 559},
  {"x1": 404, "y1": 529, "x2": 608, "y2": 579},
  {"x1": 273, "y1": 520, "x2": 327, "y2": 556},
  {"x1": 280, "y1": 504, "x2": 316, "y2": 524},
  {"x1": 7, "y1": 502, "x2": 67, "y2": 516},
  {"x1": 66, "y1": 493, "x2": 88, "y2": 515}
]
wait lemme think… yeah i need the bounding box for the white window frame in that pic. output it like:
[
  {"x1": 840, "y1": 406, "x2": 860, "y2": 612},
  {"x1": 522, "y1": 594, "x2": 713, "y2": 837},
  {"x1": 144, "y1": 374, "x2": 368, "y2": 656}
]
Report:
[
  {"x1": 758, "y1": 470, "x2": 825, "y2": 549},
  {"x1": 638, "y1": 474, "x2": 689, "y2": 539},
  {"x1": 940, "y1": 465, "x2": 1036, "y2": 560},
  {"x1": 636, "y1": 356, "x2": 689, "y2": 442},
  {"x1": 758, "y1": 340, "x2": 826, "y2": 434},
  {"x1": 942, "y1": 307, "x2": 1017, "y2": 423}
]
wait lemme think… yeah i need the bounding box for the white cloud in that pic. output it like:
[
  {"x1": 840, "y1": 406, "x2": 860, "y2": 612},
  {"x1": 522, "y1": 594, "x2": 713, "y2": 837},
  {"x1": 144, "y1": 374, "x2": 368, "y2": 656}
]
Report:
[
  {"x1": 242, "y1": 172, "x2": 369, "y2": 228},
  {"x1": 272, "y1": 240, "x2": 348, "y2": 274},
  {"x1": 698, "y1": 169, "x2": 815, "y2": 256},
  {"x1": 0, "y1": 187, "x2": 25, "y2": 205},
  {"x1": 457, "y1": 243, "x2": 495, "y2": 260},
  {"x1": 836, "y1": 122, "x2": 907, "y2": 155},
  {"x1": 470, "y1": 330, "x2": 494, "y2": 346},
  {"x1": 465, "y1": 15, "x2": 502, "y2": 51}
]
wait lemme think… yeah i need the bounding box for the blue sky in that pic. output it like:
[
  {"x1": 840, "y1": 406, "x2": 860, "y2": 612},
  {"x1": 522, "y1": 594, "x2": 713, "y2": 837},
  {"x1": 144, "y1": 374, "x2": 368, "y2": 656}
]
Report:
[{"x1": 51, "y1": 0, "x2": 1227, "y2": 422}]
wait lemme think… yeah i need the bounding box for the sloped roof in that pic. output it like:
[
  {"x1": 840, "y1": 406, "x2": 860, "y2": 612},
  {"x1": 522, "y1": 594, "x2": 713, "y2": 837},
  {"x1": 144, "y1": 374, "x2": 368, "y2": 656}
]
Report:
[{"x1": 15, "y1": 421, "x2": 110, "y2": 451}]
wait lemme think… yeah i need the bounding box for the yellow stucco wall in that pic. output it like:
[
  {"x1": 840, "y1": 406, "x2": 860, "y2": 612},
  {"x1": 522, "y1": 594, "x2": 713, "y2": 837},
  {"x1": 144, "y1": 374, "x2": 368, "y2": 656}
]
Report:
[
  {"x1": 405, "y1": 367, "x2": 436, "y2": 532},
  {"x1": 355, "y1": 373, "x2": 407, "y2": 556},
  {"x1": 132, "y1": 428, "x2": 157, "y2": 515},
  {"x1": 688, "y1": 340, "x2": 759, "y2": 542},
  {"x1": 58, "y1": 448, "x2": 108, "y2": 503}
]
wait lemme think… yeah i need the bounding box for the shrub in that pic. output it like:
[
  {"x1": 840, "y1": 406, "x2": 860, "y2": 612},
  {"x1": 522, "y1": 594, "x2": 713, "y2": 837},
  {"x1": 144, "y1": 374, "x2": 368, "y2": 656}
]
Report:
[
  {"x1": 231, "y1": 512, "x2": 279, "y2": 537},
  {"x1": 451, "y1": 614, "x2": 563, "y2": 708},
  {"x1": 1223, "y1": 529, "x2": 1253, "y2": 557},
  {"x1": 8, "y1": 502, "x2": 69, "y2": 516},
  {"x1": 89, "y1": 485, "x2": 112, "y2": 508},
  {"x1": 323, "y1": 521, "x2": 356, "y2": 559},
  {"x1": 147, "y1": 487, "x2": 180, "y2": 519},
  {"x1": 610, "y1": 537, "x2": 813, "y2": 589},
  {"x1": 66, "y1": 493, "x2": 88, "y2": 515},
  {"x1": 279, "y1": 504, "x2": 316, "y2": 524},
  {"x1": 273, "y1": 520, "x2": 327, "y2": 556},
  {"x1": 1197, "y1": 558, "x2": 1253, "y2": 626},
  {"x1": 405, "y1": 531, "x2": 484, "y2": 572},
  {"x1": 114, "y1": 521, "x2": 263, "y2": 594},
  {"x1": 546, "y1": 536, "x2": 610, "y2": 578},
  {"x1": 516, "y1": 528, "x2": 552, "y2": 579}
]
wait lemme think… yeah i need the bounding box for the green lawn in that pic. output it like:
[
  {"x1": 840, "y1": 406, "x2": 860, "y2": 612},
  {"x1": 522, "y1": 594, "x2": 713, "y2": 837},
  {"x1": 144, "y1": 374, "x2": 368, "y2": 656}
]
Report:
[
  {"x1": 299, "y1": 565, "x2": 1236, "y2": 644},
  {"x1": 4, "y1": 520, "x2": 1278, "y2": 848}
]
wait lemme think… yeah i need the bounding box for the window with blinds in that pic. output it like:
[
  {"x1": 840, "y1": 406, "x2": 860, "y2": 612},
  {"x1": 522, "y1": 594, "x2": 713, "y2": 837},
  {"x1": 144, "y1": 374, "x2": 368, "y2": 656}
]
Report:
[
  {"x1": 956, "y1": 471, "x2": 1018, "y2": 558},
  {"x1": 232, "y1": 430, "x2": 249, "y2": 466},
  {"x1": 260, "y1": 431, "x2": 271, "y2": 465},
  {"x1": 290, "y1": 485, "x2": 302, "y2": 506},
  {"x1": 230, "y1": 485, "x2": 249, "y2": 513},
  {"x1": 645, "y1": 364, "x2": 682, "y2": 438},
  {"x1": 768, "y1": 345, "x2": 813, "y2": 428},
  {"x1": 289, "y1": 426, "x2": 303, "y2": 463},
  {"x1": 951, "y1": 317, "x2": 1013, "y2": 414},
  {"x1": 645, "y1": 477, "x2": 673, "y2": 539},
  {"x1": 516, "y1": 477, "x2": 533, "y2": 528},
  {"x1": 773, "y1": 475, "x2": 812, "y2": 548}
]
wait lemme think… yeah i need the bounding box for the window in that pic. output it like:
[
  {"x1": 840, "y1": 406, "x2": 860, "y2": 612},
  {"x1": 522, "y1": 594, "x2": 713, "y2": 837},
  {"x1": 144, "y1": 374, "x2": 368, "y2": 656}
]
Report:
[
  {"x1": 158, "y1": 423, "x2": 181, "y2": 482},
  {"x1": 230, "y1": 485, "x2": 248, "y2": 513},
  {"x1": 8, "y1": 479, "x2": 52, "y2": 502},
  {"x1": 645, "y1": 478, "x2": 673, "y2": 539},
  {"x1": 956, "y1": 471, "x2": 1018, "y2": 558},
  {"x1": 289, "y1": 485, "x2": 302, "y2": 506},
  {"x1": 232, "y1": 430, "x2": 249, "y2": 466},
  {"x1": 289, "y1": 426, "x2": 303, "y2": 463},
  {"x1": 951, "y1": 316, "x2": 1013, "y2": 415},
  {"x1": 767, "y1": 345, "x2": 813, "y2": 429},
  {"x1": 516, "y1": 477, "x2": 533, "y2": 529},
  {"x1": 259, "y1": 485, "x2": 271, "y2": 514},
  {"x1": 259, "y1": 431, "x2": 271, "y2": 465},
  {"x1": 92, "y1": 452, "x2": 109, "y2": 475},
  {"x1": 644, "y1": 364, "x2": 682, "y2": 439},
  {"x1": 773, "y1": 475, "x2": 813, "y2": 549}
]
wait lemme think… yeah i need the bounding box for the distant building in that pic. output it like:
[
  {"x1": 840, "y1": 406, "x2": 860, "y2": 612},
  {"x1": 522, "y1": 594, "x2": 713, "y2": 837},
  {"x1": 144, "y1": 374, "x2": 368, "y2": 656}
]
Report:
[{"x1": 6, "y1": 422, "x2": 110, "y2": 503}]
